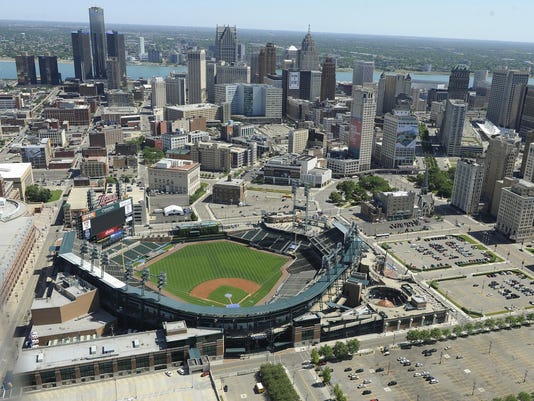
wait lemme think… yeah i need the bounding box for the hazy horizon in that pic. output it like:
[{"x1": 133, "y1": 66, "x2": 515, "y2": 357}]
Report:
[{"x1": 1, "y1": 0, "x2": 533, "y2": 44}]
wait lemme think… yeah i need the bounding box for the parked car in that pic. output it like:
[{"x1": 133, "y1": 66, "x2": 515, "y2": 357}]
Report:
[
  {"x1": 200, "y1": 371, "x2": 210, "y2": 377},
  {"x1": 177, "y1": 367, "x2": 185, "y2": 375},
  {"x1": 165, "y1": 371, "x2": 172, "y2": 377},
  {"x1": 388, "y1": 380, "x2": 397, "y2": 386}
]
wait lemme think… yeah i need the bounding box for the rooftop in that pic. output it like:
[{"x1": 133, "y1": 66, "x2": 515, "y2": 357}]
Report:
[
  {"x1": 0, "y1": 216, "x2": 34, "y2": 289},
  {"x1": 0, "y1": 163, "x2": 32, "y2": 179}
]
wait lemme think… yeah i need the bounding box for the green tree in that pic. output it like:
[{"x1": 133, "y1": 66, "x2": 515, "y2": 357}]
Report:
[
  {"x1": 441, "y1": 328, "x2": 451, "y2": 338},
  {"x1": 504, "y1": 395, "x2": 518, "y2": 401},
  {"x1": 517, "y1": 392, "x2": 532, "y2": 401},
  {"x1": 318, "y1": 344, "x2": 333, "y2": 360},
  {"x1": 25, "y1": 185, "x2": 52, "y2": 203},
  {"x1": 333, "y1": 341, "x2": 349, "y2": 360},
  {"x1": 430, "y1": 328, "x2": 441, "y2": 339},
  {"x1": 329, "y1": 191, "x2": 343, "y2": 204},
  {"x1": 333, "y1": 383, "x2": 347, "y2": 401},
  {"x1": 346, "y1": 338, "x2": 360, "y2": 355},
  {"x1": 310, "y1": 348, "x2": 320, "y2": 366},
  {"x1": 190, "y1": 212, "x2": 198, "y2": 221},
  {"x1": 406, "y1": 329, "x2": 421, "y2": 343},
  {"x1": 142, "y1": 146, "x2": 164, "y2": 164},
  {"x1": 453, "y1": 325, "x2": 463, "y2": 335},
  {"x1": 106, "y1": 176, "x2": 117, "y2": 184},
  {"x1": 322, "y1": 366, "x2": 332, "y2": 385}
]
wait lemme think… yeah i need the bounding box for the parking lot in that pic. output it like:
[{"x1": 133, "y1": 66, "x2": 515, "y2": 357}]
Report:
[
  {"x1": 386, "y1": 234, "x2": 495, "y2": 271},
  {"x1": 437, "y1": 269, "x2": 534, "y2": 315},
  {"x1": 322, "y1": 326, "x2": 533, "y2": 400}
]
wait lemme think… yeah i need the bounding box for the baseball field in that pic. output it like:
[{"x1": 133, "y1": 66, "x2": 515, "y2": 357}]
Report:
[{"x1": 143, "y1": 240, "x2": 289, "y2": 307}]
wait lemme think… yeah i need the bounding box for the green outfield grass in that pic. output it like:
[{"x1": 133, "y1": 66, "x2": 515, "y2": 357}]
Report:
[
  {"x1": 143, "y1": 241, "x2": 287, "y2": 307},
  {"x1": 208, "y1": 285, "x2": 248, "y2": 305}
]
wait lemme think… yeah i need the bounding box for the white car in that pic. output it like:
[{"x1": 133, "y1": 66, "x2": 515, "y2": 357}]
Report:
[
  {"x1": 357, "y1": 383, "x2": 367, "y2": 389},
  {"x1": 414, "y1": 372, "x2": 422, "y2": 377},
  {"x1": 165, "y1": 371, "x2": 173, "y2": 377},
  {"x1": 177, "y1": 368, "x2": 185, "y2": 375}
]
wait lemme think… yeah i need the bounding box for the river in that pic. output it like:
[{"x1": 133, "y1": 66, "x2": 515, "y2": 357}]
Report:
[{"x1": 2, "y1": 60, "x2": 532, "y2": 86}]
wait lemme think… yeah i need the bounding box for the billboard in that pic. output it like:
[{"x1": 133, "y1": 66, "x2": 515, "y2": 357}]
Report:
[
  {"x1": 80, "y1": 198, "x2": 133, "y2": 242},
  {"x1": 348, "y1": 116, "x2": 362, "y2": 158},
  {"x1": 395, "y1": 125, "x2": 418, "y2": 150},
  {"x1": 288, "y1": 71, "x2": 300, "y2": 90}
]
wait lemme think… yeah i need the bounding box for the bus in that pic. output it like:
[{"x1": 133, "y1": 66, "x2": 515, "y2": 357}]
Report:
[{"x1": 375, "y1": 233, "x2": 390, "y2": 238}]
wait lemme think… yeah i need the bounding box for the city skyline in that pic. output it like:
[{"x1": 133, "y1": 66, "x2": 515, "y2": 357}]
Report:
[{"x1": 0, "y1": 0, "x2": 533, "y2": 43}]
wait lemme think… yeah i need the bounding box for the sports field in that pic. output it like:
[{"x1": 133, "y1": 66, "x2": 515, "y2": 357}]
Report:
[{"x1": 143, "y1": 240, "x2": 288, "y2": 307}]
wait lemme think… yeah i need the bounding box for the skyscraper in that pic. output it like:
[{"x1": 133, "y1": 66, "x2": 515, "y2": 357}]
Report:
[
  {"x1": 150, "y1": 77, "x2": 166, "y2": 109},
  {"x1": 139, "y1": 36, "x2": 145, "y2": 58},
  {"x1": 440, "y1": 99, "x2": 466, "y2": 157},
  {"x1": 352, "y1": 60, "x2": 374, "y2": 86},
  {"x1": 320, "y1": 57, "x2": 336, "y2": 101},
  {"x1": 258, "y1": 43, "x2": 276, "y2": 84},
  {"x1": 215, "y1": 25, "x2": 238, "y2": 64},
  {"x1": 38, "y1": 56, "x2": 61, "y2": 85},
  {"x1": 519, "y1": 86, "x2": 534, "y2": 139},
  {"x1": 15, "y1": 55, "x2": 37, "y2": 85},
  {"x1": 473, "y1": 70, "x2": 488, "y2": 90},
  {"x1": 451, "y1": 159, "x2": 484, "y2": 215},
  {"x1": 376, "y1": 73, "x2": 411, "y2": 115},
  {"x1": 447, "y1": 64, "x2": 470, "y2": 102},
  {"x1": 482, "y1": 134, "x2": 519, "y2": 208},
  {"x1": 382, "y1": 108, "x2": 418, "y2": 168},
  {"x1": 165, "y1": 74, "x2": 187, "y2": 106},
  {"x1": 298, "y1": 27, "x2": 320, "y2": 71},
  {"x1": 487, "y1": 68, "x2": 529, "y2": 128},
  {"x1": 349, "y1": 85, "x2": 377, "y2": 171},
  {"x1": 106, "y1": 31, "x2": 127, "y2": 89},
  {"x1": 89, "y1": 6, "x2": 107, "y2": 79},
  {"x1": 187, "y1": 49, "x2": 207, "y2": 104},
  {"x1": 71, "y1": 29, "x2": 92, "y2": 81}
]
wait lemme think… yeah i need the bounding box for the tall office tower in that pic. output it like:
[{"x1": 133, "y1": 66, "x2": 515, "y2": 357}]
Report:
[
  {"x1": 298, "y1": 27, "x2": 320, "y2": 71},
  {"x1": 376, "y1": 73, "x2": 412, "y2": 115},
  {"x1": 440, "y1": 99, "x2": 466, "y2": 156},
  {"x1": 165, "y1": 74, "x2": 187, "y2": 105},
  {"x1": 482, "y1": 135, "x2": 519, "y2": 206},
  {"x1": 473, "y1": 69, "x2": 488, "y2": 89},
  {"x1": 285, "y1": 45, "x2": 299, "y2": 68},
  {"x1": 150, "y1": 77, "x2": 166, "y2": 108},
  {"x1": 352, "y1": 60, "x2": 374, "y2": 86},
  {"x1": 519, "y1": 86, "x2": 534, "y2": 139},
  {"x1": 106, "y1": 31, "x2": 126, "y2": 89},
  {"x1": 237, "y1": 43, "x2": 246, "y2": 62},
  {"x1": 257, "y1": 42, "x2": 276, "y2": 84},
  {"x1": 139, "y1": 36, "x2": 145, "y2": 58},
  {"x1": 288, "y1": 129, "x2": 309, "y2": 154},
  {"x1": 487, "y1": 68, "x2": 529, "y2": 128},
  {"x1": 447, "y1": 64, "x2": 470, "y2": 101},
  {"x1": 206, "y1": 62, "x2": 217, "y2": 103},
  {"x1": 496, "y1": 179, "x2": 534, "y2": 241},
  {"x1": 71, "y1": 29, "x2": 93, "y2": 81},
  {"x1": 320, "y1": 57, "x2": 336, "y2": 101},
  {"x1": 38, "y1": 56, "x2": 61, "y2": 85},
  {"x1": 106, "y1": 58, "x2": 122, "y2": 90},
  {"x1": 521, "y1": 130, "x2": 534, "y2": 177},
  {"x1": 216, "y1": 63, "x2": 250, "y2": 84},
  {"x1": 215, "y1": 25, "x2": 238, "y2": 64},
  {"x1": 89, "y1": 6, "x2": 107, "y2": 79},
  {"x1": 349, "y1": 85, "x2": 377, "y2": 171},
  {"x1": 187, "y1": 49, "x2": 207, "y2": 103},
  {"x1": 523, "y1": 142, "x2": 534, "y2": 182},
  {"x1": 15, "y1": 55, "x2": 37, "y2": 85},
  {"x1": 451, "y1": 159, "x2": 484, "y2": 214},
  {"x1": 381, "y1": 108, "x2": 418, "y2": 168}
]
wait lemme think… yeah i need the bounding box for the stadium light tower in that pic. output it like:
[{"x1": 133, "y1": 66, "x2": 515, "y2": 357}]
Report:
[
  {"x1": 100, "y1": 251, "x2": 109, "y2": 279},
  {"x1": 141, "y1": 267, "x2": 150, "y2": 297},
  {"x1": 90, "y1": 244, "x2": 99, "y2": 274},
  {"x1": 157, "y1": 272, "x2": 167, "y2": 301},
  {"x1": 124, "y1": 262, "x2": 133, "y2": 291},
  {"x1": 79, "y1": 240, "x2": 88, "y2": 269}
]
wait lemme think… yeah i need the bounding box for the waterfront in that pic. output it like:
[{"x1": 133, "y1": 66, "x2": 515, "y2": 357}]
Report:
[{"x1": 2, "y1": 60, "x2": 532, "y2": 86}]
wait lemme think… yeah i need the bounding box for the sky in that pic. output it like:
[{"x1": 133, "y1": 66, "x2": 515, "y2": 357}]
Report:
[{"x1": 1, "y1": 0, "x2": 533, "y2": 43}]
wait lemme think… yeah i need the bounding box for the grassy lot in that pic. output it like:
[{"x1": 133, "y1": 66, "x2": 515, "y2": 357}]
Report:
[
  {"x1": 144, "y1": 241, "x2": 287, "y2": 306},
  {"x1": 48, "y1": 190, "x2": 63, "y2": 202}
]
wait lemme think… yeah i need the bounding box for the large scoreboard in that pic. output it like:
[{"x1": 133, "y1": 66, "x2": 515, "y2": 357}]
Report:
[{"x1": 79, "y1": 198, "x2": 133, "y2": 243}]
